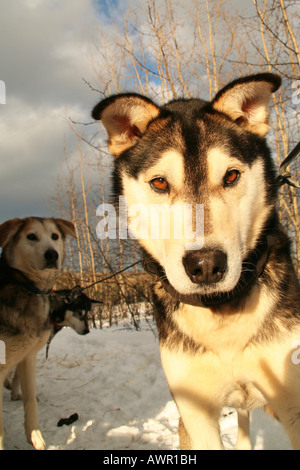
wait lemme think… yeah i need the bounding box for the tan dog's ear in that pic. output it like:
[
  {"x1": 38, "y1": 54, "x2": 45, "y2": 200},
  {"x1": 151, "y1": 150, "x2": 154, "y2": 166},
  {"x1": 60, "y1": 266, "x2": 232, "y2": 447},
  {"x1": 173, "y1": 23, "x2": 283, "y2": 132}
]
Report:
[
  {"x1": 212, "y1": 73, "x2": 281, "y2": 136},
  {"x1": 91, "y1": 93, "x2": 160, "y2": 156},
  {"x1": 0, "y1": 218, "x2": 23, "y2": 248},
  {"x1": 54, "y1": 219, "x2": 76, "y2": 238}
]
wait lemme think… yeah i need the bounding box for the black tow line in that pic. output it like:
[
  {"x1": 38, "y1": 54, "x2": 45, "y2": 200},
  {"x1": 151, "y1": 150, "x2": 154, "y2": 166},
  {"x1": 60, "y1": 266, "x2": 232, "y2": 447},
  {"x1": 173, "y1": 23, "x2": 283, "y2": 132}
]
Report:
[
  {"x1": 59, "y1": 260, "x2": 142, "y2": 304},
  {"x1": 276, "y1": 141, "x2": 300, "y2": 189}
]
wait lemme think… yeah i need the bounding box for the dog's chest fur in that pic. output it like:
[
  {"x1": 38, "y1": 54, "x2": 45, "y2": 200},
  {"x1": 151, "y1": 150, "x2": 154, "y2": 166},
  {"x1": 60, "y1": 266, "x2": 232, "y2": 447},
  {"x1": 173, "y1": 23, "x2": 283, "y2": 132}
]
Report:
[
  {"x1": 160, "y1": 340, "x2": 268, "y2": 411},
  {"x1": 158, "y1": 296, "x2": 275, "y2": 412},
  {"x1": 155, "y1": 277, "x2": 297, "y2": 412}
]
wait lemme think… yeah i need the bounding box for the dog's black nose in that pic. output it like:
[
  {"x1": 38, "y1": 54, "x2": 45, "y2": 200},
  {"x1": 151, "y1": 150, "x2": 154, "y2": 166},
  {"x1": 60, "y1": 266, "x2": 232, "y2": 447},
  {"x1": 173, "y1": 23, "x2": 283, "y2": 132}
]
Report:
[
  {"x1": 44, "y1": 249, "x2": 59, "y2": 262},
  {"x1": 183, "y1": 249, "x2": 227, "y2": 284}
]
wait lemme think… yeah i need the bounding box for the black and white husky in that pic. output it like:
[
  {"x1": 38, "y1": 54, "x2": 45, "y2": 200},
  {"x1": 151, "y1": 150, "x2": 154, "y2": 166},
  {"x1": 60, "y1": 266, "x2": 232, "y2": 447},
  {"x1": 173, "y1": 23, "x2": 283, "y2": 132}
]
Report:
[{"x1": 92, "y1": 74, "x2": 300, "y2": 450}]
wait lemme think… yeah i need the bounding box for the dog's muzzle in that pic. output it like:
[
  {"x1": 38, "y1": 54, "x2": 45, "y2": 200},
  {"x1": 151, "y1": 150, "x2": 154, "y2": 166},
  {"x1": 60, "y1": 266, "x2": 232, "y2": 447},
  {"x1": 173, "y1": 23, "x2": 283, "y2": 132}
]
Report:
[
  {"x1": 142, "y1": 236, "x2": 270, "y2": 308},
  {"x1": 44, "y1": 248, "x2": 59, "y2": 268}
]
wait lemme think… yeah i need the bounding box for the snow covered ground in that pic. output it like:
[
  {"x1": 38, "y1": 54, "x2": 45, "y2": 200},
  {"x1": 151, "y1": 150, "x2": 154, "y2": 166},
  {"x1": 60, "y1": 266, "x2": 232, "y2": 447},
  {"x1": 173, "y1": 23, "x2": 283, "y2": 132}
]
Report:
[{"x1": 2, "y1": 318, "x2": 292, "y2": 451}]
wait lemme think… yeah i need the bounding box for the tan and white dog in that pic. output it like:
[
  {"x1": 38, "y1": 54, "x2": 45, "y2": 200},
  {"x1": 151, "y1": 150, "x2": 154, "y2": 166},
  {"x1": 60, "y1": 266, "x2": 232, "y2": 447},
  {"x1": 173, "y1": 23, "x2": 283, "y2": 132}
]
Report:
[
  {"x1": 0, "y1": 217, "x2": 75, "y2": 450},
  {"x1": 92, "y1": 74, "x2": 300, "y2": 450}
]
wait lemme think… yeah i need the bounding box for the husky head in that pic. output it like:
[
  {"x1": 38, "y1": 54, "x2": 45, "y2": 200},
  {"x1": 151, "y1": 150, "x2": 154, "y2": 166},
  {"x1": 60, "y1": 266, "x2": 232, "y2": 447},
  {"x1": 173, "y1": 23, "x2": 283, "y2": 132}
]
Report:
[
  {"x1": 92, "y1": 74, "x2": 281, "y2": 298},
  {"x1": 0, "y1": 217, "x2": 76, "y2": 288},
  {"x1": 50, "y1": 289, "x2": 101, "y2": 335},
  {"x1": 51, "y1": 308, "x2": 90, "y2": 335}
]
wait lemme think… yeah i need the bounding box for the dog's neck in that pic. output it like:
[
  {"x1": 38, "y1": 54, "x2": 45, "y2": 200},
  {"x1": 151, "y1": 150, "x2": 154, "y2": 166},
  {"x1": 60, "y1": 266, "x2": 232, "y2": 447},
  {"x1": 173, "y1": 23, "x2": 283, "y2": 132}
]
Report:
[
  {"x1": 0, "y1": 256, "x2": 57, "y2": 295},
  {"x1": 49, "y1": 318, "x2": 64, "y2": 331},
  {"x1": 142, "y1": 236, "x2": 270, "y2": 309}
]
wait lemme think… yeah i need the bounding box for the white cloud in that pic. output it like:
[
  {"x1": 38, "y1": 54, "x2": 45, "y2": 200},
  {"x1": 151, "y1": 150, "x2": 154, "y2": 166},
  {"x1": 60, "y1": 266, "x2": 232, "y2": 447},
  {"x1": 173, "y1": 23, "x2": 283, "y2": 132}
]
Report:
[
  {"x1": 0, "y1": 96, "x2": 88, "y2": 218},
  {"x1": 0, "y1": 0, "x2": 102, "y2": 221}
]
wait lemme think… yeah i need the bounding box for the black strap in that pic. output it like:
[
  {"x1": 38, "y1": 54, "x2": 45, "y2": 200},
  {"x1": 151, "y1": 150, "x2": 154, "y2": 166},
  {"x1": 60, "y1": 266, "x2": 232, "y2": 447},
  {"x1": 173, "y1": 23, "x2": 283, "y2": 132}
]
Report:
[
  {"x1": 0, "y1": 257, "x2": 52, "y2": 295},
  {"x1": 276, "y1": 141, "x2": 300, "y2": 189}
]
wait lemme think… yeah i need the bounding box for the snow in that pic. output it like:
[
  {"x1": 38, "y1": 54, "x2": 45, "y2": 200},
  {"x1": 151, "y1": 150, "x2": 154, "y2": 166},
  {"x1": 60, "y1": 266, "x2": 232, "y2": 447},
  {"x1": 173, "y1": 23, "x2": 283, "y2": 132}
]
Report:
[{"x1": 2, "y1": 318, "x2": 292, "y2": 451}]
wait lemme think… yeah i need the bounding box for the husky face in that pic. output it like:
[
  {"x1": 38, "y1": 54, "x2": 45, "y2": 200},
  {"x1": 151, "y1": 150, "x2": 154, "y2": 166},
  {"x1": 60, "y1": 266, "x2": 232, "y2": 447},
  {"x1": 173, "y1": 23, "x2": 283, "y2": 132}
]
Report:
[
  {"x1": 0, "y1": 217, "x2": 76, "y2": 284},
  {"x1": 92, "y1": 74, "x2": 280, "y2": 297},
  {"x1": 50, "y1": 289, "x2": 101, "y2": 336},
  {"x1": 56, "y1": 309, "x2": 90, "y2": 335}
]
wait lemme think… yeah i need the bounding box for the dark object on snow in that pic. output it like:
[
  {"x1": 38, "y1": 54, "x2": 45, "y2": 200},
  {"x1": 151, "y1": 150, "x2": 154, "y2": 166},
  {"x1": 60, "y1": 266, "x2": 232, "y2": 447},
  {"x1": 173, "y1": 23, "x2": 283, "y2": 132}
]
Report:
[{"x1": 57, "y1": 413, "x2": 79, "y2": 427}]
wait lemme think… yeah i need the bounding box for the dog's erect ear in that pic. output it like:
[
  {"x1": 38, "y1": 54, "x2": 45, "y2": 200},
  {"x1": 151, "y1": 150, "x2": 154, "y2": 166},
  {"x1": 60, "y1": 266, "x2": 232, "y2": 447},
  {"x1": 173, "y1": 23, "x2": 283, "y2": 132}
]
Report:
[
  {"x1": 212, "y1": 73, "x2": 281, "y2": 136},
  {"x1": 91, "y1": 94, "x2": 160, "y2": 156},
  {"x1": 0, "y1": 218, "x2": 23, "y2": 248},
  {"x1": 54, "y1": 219, "x2": 76, "y2": 239}
]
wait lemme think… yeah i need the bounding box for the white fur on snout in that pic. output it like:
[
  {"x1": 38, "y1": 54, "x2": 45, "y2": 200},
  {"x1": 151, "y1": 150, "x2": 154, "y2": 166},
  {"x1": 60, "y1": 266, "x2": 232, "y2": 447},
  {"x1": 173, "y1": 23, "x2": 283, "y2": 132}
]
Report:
[{"x1": 64, "y1": 310, "x2": 87, "y2": 334}]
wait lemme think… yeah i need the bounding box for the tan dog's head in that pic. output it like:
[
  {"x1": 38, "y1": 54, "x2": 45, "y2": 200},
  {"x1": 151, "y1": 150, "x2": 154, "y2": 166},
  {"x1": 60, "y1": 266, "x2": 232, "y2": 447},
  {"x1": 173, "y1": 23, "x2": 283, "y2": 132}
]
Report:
[{"x1": 0, "y1": 217, "x2": 75, "y2": 287}]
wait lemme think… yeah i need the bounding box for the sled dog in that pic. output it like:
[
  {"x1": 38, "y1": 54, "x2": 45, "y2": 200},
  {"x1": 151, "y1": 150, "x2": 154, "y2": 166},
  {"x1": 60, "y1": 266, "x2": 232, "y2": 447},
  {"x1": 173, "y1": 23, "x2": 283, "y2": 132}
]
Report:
[
  {"x1": 49, "y1": 287, "x2": 99, "y2": 337},
  {"x1": 92, "y1": 73, "x2": 300, "y2": 450},
  {"x1": 0, "y1": 217, "x2": 75, "y2": 450}
]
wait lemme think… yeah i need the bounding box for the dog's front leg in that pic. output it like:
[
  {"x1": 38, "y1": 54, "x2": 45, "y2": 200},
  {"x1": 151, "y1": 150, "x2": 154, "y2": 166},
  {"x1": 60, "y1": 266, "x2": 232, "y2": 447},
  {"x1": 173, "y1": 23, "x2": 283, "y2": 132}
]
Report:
[
  {"x1": 160, "y1": 347, "x2": 223, "y2": 450},
  {"x1": 17, "y1": 354, "x2": 45, "y2": 450},
  {"x1": 178, "y1": 415, "x2": 223, "y2": 450},
  {"x1": 236, "y1": 409, "x2": 251, "y2": 450},
  {"x1": 175, "y1": 398, "x2": 223, "y2": 450}
]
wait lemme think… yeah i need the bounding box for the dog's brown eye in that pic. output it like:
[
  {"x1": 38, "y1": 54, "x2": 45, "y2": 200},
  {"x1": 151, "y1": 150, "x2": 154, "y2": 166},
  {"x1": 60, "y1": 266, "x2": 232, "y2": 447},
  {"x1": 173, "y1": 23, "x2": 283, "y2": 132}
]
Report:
[
  {"x1": 51, "y1": 233, "x2": 59, "y2": 240},
  {"x1": 27, "y1": 233, "x2": 38, "y2": 241},
  {"x1": 150, "y1": 177, "x2": 169, "y2": 193},
  {"x1": 224, "y1": 169, "x2": 240, "y2": 187}
]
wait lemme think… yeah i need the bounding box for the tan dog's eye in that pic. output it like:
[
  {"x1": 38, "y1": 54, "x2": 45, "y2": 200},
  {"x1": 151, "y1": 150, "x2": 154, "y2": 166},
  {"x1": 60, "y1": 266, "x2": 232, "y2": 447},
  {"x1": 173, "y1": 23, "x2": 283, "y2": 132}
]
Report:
[
  {"x1": 27, "y1": 233, "x2": 38, "y2": 241},
  {"x1": 51, "y1": 233, "x2": 59, "y2": 240},
  {"x1": 150, "y1": 177, "x2": 169, "y2": 193}
]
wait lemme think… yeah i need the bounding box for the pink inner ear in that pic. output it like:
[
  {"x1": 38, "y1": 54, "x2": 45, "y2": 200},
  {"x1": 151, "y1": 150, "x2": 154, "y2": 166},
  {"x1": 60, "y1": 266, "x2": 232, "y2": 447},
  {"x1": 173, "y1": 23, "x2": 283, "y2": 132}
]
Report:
[
  {"x1": 114, "y1": 116, "x2": 141, "y2": 138},
  {"x1": 114, "y1": 115, "x2": 130, "y2": 132},
  {"x1": 242, "y1": 98, "x2": 257, "y2": 117},
  {"x1": 131, "y1": 124, "x2": 142, "y2": 138},
  {"x1": 235, "y1": 116, "x2": 246, "y2": 125}
]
